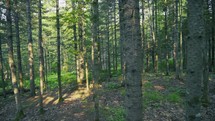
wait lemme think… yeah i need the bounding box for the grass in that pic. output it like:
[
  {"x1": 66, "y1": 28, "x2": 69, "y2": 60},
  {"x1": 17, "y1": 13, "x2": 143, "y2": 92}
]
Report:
[
  {"x1": 101, "y1": 106, "x2": 125, "y2": 121},
  {"x1": 23, "y1": 71, "x2": 77, "y2": 90}
]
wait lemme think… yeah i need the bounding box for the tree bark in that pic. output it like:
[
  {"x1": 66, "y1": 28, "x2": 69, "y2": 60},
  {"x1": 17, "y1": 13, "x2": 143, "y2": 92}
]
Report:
[
  {"x1": 14, "y1": 0, "x2": 24, "y2": 93},
  {"x1": 56, "y1": 0, "x2": 63, "y2": 102},
  {"x1": 38, "y1": 0, "x2": 44, "y2": 113},
  {"x1": 6, "y1": 0, "x2": 24, "y2": 119},
  {"x1": 0, "y1": 32, "x2": 6, "y2": 98},
  {"x1": 186, "y1": 0, "x2": 204, "y2": 120},
  {"x1": 92, "y1": 0, "x2": 100, "y2": 120},
  {"x1": 26, "y1": 0, "x2": 36, "y2": 97},
  {"x1": 122, "y1": 0, "x2": 143, "y2": 120}
]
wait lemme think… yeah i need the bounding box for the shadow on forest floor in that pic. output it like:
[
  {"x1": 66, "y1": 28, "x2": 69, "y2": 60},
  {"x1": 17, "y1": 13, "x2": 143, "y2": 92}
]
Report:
[{"x1": 1, "y1": 73, "x2": 215, "y2": 121}]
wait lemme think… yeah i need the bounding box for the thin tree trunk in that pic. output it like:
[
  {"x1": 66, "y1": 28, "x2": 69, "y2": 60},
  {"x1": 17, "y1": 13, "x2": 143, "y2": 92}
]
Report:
[
  {"x1": 174, "y1": 0, "x2": 180, "y2": 79},
  {"x1": 107, "y1": 10, "x2": 111, "y2": 79},
  {"x1": 118, "y1": 0, "x2": 124, "y2": 75},
  {"x1": 14, "y1": 0, "x2": 24, "y2": 93},
  {"x1": 141, "y1": 0, "x2": 145, "y2": 73},
  {"x1": 26, "y1": 0, "x2": 35, "y2": 97},
  {"x1": 164, "y1": 2, "x2": 169, "y2": 76},
  {"x1": 38, "y1": 0, "x2": 44, "y2": 113},
  {"x1": 56, "y1": 0, "x2": 63, "y2": 102},
  {"x1": 0, "y1": 33, "x2": 6, "y2": 98},
  {"x1": 6, "y1": 0, "x2": 24, "y2": 119},
  {"x1": 114, "y1": 0, "x2": 117, "y2": 71}
]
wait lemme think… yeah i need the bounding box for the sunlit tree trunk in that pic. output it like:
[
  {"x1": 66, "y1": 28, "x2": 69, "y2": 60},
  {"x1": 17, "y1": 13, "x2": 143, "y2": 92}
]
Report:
[
  {"x1": 14, "y1": 0, "x2": 24, "y2": 93},
  {"x1": 56, "y1": 0, "x2": 63, "y2": 102},
  {"x1": 26, "y1": 0, "x2": 36, "y2": 97},
  {"x1": 38, "y1": 0, "x2": 44, "y2": 113},
  {"x1": 6, "y1": 0, "x2": 24, "y2": 119},
  {"x1": 92, "y1": 0, "x2": 100, "y2": 120}
]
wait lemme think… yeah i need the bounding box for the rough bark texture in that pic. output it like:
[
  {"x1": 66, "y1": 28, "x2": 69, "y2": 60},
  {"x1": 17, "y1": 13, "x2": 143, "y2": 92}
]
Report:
[
  {"x1": 174, "y1": 0, "x2": 181, "y2": 79},
  {"x1": 92, "y1": 0, "x2": 100, "y2": 120},
  {"x1": 56, "y1": 0, "x2": 63, "y2": 102},
  {"x1": 6, "y1": 0, "x2": 24, "y2": 118},
  {"x1": 118, "y1": 0, "x2": 124, "y2": 75},
  {"x1": 0, "y1": 33, "x2": 6, "y2": 98},
  {"x1": 77, "y1": 1, "x2": 85, "y2": 85},
  {"x1": 38, "y1": 0, "x2": 44, "y2": 113},
  {"x1": 122, "y1": 0, "x2": 143, "y2": 120},
  {"x1": 26, "y1": 0, "x2": 36, "y2": 97},
  {"x1": 186, "y1": 0, "x2": 204, "y2": 120},
  {"x1": 14, "y1": 0, "x2": 24, "y2": 93}
]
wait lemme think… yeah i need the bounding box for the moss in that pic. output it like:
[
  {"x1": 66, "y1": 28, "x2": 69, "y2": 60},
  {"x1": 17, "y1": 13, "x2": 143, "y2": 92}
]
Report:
[{"x1": 15, "y1": 110, "x2": 25, "y2": 121}]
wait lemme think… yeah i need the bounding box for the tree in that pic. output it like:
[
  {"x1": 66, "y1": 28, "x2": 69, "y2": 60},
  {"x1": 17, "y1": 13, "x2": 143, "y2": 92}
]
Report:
[
  {"x1": 26, "y1": 0, "x2": 36, "y2": 97},
  {"x1": 121, "y1": 0, "x2": 143, "y2": 120},
  {"x1": 56, "y1": 0, "x2": 63, "y2": 102},
  {"x1": 92, "y1": 0, "x2": 100, "y2": 120},
  {"x1": 0, "y1": 33, "x2": 6, "y2": 98},
  {"x1": 186, "y1": 0, "x2": 204, "y2": 120},
  {"x1": 6, "y1": 0, "x2": 24, "y2": 119},
  {"x1": 14, "y1": 0, "x2": 24, "y2": 93},
  {"x1": 38, "y1": 0, "x2": 44, "y2": 113}
]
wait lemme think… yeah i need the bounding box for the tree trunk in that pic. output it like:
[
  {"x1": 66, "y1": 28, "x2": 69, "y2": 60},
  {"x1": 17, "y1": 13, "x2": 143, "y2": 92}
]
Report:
[
  {"x1": 14, "y1": 0, "x2": 24, "y2": 93},
  {"x1": 174, "y1": 0, "x2": 181, "y2": 79},
  {"x1": 122, "y1": 0, "x2": 143, "y2": 120},
  {"x1": 77, "y1": 1, "x2": 85, "y2": 85},
  {"x1": 164, "y1": 3, "x2": 169, "y2": 76},
  {"x1": 186, "y1": 0, "x2": 204, "y2": 120},
  {"x1": 56, "y1": 0, "x2": 63, "y2": 102},
  {"x1": 6, "y1": 0, "x2": 24, "y2": 119},
  {"x1": 92, "y1": 0, "x2": 100, "y2": 120},
  {"x1": 0, "y1": 32, "x2": 6, "y2": 98},
  {"x1": 114, "y1": 0, "x2": 117, "y2": 71},
  {"x1": 38, "y1": 0, "x2": 44, "y2": 113},
  {"x1": 26, "y1": 0, "x2": 36, "y2": 97}
]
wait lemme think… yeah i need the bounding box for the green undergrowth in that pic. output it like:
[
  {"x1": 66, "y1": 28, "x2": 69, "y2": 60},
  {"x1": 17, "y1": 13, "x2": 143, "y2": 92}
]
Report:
[
  {"x1": 23, "y1": 71, "x2": 77, "y2": 90},
  {"x1": 101, "y1": 106, "x2": 125, "y2": 121},
  {"x1": 143, "y1": 80, "x2": 183, "y2": 108}
]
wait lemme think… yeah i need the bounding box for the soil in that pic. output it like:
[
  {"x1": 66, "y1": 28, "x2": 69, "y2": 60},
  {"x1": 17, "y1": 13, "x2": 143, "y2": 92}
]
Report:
[{"x1": 0, "y1": 74, "x2": 215, "y2": 121}]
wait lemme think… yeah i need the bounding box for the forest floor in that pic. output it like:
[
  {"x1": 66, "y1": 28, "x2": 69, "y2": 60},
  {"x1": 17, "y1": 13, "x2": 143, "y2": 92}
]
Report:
[{"x1": 1, "y1": 73, "x2": 215, "y2": 121}]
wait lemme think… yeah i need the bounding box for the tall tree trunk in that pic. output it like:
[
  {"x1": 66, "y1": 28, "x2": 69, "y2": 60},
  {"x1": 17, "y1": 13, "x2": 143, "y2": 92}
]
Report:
[
  {"x1": 201, "y1": 0, "x2": 210, "y2": 107},
  {"x1": 118, "y1": 0, "x2": 124, "y2": 75},
  {"x1": 107, "y1": 9, "x2": 111, "y2": 79},
  {"x1": 212, "y1": 0, "x2": 215, "y2": 72},
  {"x1": 0, "y1": 33, "x2": 6, "y2": 98},
  {"x1": 38, "y1": 0, "x2": 44, "y2": 113},
  {"x1": 122, "y1": 0, "x2": 143, "y2": 120},
  {"x1": 92, "y1": 0, "x2": 100, "y2": 120},
  {"x1": 6, "y1": 0, "x2": 24, "y2": 119},
  {"x1": 174, "y1": 0, "x2": 180, "y2": 79},
  {"x1": 164, "y1": 2, "x2": 169, "y2": 76},
  {"x1": 186, "y1": 0, "x2": 204, "y2": 120},
  {"x1": 14, "y1": 0, "x2": 24, "y2": 93},
  {"x1": 141, "y1": 0, "x2": 145, "y2": 73},
  {"x1": 114, "y1": 0, "x2": 117, "y2": 71},
  {"x1": 72, "y1": 1, "x2": 78, "y2": 86},
  {"x1": 26, "y1": 0, "x2": 35, "y2": 97},
  {"x1": 77, "y1": 1, "x2": 85, "y2": 85},
  {"x1": 56, "y1": 0, "x2": 63, "y2": 102}
]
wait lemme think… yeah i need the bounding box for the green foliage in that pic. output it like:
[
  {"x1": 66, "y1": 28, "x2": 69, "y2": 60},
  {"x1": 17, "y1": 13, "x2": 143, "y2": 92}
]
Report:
[
  {"x1": 106, "y1": 82, "x2": 121, "y2": 90},
  {"x1": 24, "y1": 72, "x2": 77, "y2": 90},
  {"x1": 102, "y1": 106, "x2": 125, "y2": 121},
  {"x1": 166, "y1": 92, "x2": 182, "y2": 103}
]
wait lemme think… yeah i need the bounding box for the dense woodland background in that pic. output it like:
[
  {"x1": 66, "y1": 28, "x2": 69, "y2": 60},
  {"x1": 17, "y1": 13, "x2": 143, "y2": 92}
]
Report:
[{"x1": 0, "y1": 0, "x2": 215, "y2": 121}]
